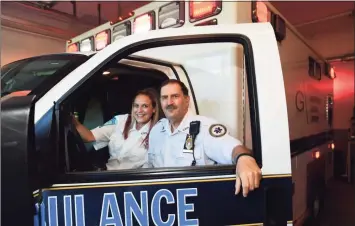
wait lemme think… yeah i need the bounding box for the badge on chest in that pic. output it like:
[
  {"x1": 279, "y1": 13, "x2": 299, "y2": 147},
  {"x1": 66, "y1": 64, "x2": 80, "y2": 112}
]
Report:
[
  {"x1": 183, "y1": 134, "x2": 194, "y2": 153},
  {"x1": 183, "y1": 121, "x2": 200, "y2": 154}
]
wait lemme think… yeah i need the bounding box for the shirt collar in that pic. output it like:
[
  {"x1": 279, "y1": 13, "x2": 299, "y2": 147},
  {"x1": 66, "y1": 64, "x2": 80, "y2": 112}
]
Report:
[
  {"x1": 130, "y1": 120, "x2": 151, "y2": 137},
  {"x1": 166, "y1": 109, "x2": 195, "y2": 135}
]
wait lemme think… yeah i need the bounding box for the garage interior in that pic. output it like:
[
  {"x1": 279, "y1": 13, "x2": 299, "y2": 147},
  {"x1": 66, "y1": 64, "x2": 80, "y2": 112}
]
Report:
[{"x1": 1, "y1": 1, "x2": 354, "y2": 226}]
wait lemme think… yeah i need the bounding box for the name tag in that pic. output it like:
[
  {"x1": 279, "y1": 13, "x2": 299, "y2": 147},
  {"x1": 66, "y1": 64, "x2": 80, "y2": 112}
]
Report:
[{"x1": 183, "y1": 149, "x2": 193, "y2": 154}]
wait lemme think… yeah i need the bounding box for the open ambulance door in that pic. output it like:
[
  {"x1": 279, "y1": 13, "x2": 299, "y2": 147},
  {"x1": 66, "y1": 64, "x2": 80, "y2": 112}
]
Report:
[
  {"x1": 1, "y1": 95, "x2": 55, "y2": 226},
  {"x1": 33, "y1": 22, "x2": 292, "y2": 226}
]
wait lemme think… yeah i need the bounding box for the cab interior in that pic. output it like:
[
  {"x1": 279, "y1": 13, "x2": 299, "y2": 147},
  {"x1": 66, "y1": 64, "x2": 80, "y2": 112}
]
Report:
[{"x1": 58, "y1": 59, "x2": 169, "y2": 172}]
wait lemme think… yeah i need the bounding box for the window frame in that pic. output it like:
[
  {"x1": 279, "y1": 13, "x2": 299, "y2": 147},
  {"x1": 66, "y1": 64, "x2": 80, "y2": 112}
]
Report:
[
  {"x1": 54, "y1": 34, "x2": 262, "y2": 184},
  {"x1": 126, "y1": 55, "x2": 200, "y2": 115}
]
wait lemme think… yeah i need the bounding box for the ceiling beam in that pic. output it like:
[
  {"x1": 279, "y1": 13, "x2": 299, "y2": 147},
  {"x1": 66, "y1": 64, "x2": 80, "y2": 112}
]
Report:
[
  {"x1": 1, "y1": 14, "x2": 75, "y2": 40},
  {"x1": 327, "y1": 53, "x2": 355, "y2": 62},
  {"x1": 295, "y1": 10, "x2": 354, "y2": 28},
  {"x1": 1, "y1": 2, "x2": 96, "y2": 39}
]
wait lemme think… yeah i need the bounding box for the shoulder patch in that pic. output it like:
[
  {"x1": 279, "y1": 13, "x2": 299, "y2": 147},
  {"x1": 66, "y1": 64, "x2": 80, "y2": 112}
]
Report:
[
  {"x1": 102, "y1": 117, "x2": 117, "y2": 127},
  {"x1": 209, "y1": 124, "x2": 227, "y2": 137}
]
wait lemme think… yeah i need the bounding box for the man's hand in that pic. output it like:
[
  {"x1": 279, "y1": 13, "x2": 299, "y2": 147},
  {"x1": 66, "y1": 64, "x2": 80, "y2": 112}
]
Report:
[{"x1": 235, "y1": 155, "x2": 262, "y2": 197}]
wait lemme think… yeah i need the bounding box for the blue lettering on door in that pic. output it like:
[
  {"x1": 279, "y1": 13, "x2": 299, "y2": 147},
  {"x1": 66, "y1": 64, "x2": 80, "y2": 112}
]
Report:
[{"x1": 44, "y1": 188, "x2": 198, "y2": 226}]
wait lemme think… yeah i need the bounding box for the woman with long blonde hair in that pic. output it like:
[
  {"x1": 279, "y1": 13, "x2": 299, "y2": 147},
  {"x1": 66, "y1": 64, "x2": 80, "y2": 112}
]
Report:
[{"x1": 73, "y1": 88, "x2": 160, "y2": 170}]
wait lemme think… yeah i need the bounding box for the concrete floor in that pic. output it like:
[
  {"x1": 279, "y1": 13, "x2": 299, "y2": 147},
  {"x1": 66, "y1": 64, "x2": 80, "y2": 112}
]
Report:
[{"x1": 318, "y1": 178, "x2": 355, "y2": 226}]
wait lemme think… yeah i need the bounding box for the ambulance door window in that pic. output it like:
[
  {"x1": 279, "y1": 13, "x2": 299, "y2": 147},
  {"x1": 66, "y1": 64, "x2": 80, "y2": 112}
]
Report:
[
  {"x1": 53, "y1": 37, "x2": 262, "y2": 177},
  {"x1": 56, "y1": 60, "x2": 170, "y2": 172},
  {"x1": 147, "y1": 43, "x2": 254, "y2": 151},
  {"x1": 135, "y1": 42, "x2": 259, "y2": 165}
]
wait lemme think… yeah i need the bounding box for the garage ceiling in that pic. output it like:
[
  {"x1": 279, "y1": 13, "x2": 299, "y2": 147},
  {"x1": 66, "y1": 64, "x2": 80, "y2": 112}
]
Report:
[
  {"x1": 272, "y1": 1, "x2": 354, "y2": 38},
  {"x1": 272, "y1": 1, "x2": 354, "y2": 60},
  {"x1": 50, "y1": 1, "x2": 149, "y2": 25},
  {"x1": 2, "y1": 1, "x2": 354, "y2": 59},
  {"x1": 272, "y1": 1, "x2": 353, "y2": 25},
  {"x1": 3, "y1": 1, "x2": 354, "y2": 36}
]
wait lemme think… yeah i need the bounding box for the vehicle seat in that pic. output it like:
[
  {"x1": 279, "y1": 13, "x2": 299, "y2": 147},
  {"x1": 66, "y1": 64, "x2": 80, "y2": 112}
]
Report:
[
  {"x1": 82, "y1": 97, "x2": 104, "y2": 148},
  {"x1": 82, "y1": 95, "x2": 109, "y2": 170}
]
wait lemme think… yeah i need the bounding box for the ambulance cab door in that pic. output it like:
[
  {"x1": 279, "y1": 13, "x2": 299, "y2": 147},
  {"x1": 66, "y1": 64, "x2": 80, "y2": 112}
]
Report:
[
  {"x1": 1, "y1": 95, "x2": 54, "y2": 226},
  {"x1": 34, "y1": 23, "x2": 293, "y2": 226}
]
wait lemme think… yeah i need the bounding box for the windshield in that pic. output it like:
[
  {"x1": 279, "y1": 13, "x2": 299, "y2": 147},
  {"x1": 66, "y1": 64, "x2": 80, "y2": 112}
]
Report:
[{"x1": 1, "y1": 54, "x2": 90, "y2": 97}]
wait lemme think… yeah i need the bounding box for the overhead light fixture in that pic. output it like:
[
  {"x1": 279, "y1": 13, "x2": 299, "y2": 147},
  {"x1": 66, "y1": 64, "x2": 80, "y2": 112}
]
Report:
[
  {"x1": 324, "y1": 62, "x2": 336, "y2": 79},
  {"x1": 102, "y1": 71, "x2": 110, "y2": 75},
  {"x1": 33, "y1": 1, "x2": 57, "y2": 9}
]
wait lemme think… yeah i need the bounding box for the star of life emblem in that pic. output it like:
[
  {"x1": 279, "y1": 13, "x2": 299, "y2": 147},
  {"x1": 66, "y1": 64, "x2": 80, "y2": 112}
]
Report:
[{"x1": 209, "y1": 124, "x2": 227, "y2": 137}]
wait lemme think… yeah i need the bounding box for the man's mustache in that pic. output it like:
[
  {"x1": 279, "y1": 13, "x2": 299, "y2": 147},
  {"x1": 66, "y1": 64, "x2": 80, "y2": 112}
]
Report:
[{"x1": 166, "y1": 104, "x2": 177, "y2": 110}]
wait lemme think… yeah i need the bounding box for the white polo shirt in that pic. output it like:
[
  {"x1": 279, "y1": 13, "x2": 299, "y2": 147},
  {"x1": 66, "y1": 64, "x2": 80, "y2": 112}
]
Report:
[
  {"x1": 91, "y1": 114, "x2": 151, "y2": 170},
  {"x1": 147, "y1": 110, "x2": 242, "y2": 167}
]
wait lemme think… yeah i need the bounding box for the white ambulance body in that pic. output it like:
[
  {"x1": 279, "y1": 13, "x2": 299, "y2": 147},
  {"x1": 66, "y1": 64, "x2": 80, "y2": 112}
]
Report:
[{"x1": 66, "y1": 1, "x2": 335, "y2": 224}]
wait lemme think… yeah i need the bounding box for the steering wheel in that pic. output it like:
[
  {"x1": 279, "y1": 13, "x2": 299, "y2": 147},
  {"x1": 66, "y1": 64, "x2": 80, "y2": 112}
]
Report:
[
  {"x1": 68, "y1": 116, "x2": 88, "y2": 153},
  {"x1": 61, "y1": 107, "x2": 90, "y2": 171}
]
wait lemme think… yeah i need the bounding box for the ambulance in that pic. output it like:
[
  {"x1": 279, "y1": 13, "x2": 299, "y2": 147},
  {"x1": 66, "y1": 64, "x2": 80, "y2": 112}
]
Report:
[{"x1": 1, "y1": 1, "x2": 336, "y2": 226}]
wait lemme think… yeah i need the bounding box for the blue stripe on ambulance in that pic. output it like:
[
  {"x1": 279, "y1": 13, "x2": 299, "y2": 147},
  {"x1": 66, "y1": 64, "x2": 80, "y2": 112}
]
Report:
[{"x1": 33, "y1": 175, "x2": 292, "y2": 226}]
